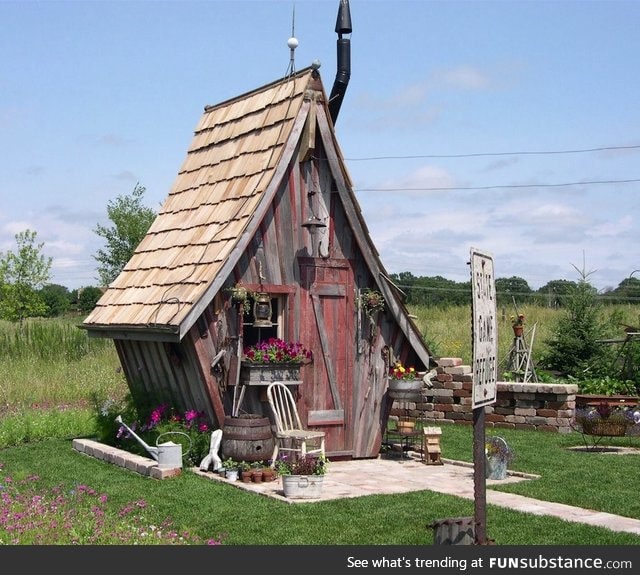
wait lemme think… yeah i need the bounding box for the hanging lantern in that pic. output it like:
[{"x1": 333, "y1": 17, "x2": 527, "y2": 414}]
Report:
[{"x1": 253, "y1": 292, "x2": 273, "y2": 327}]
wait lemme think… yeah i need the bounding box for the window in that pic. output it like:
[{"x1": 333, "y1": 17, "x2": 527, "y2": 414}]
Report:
[{"x1": 242, "y1": 295, "x2": 283, "y2": 347}]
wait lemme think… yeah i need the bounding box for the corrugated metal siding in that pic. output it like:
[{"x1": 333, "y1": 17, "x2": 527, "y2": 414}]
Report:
[{"x1": 83, "y1": 69, "x2": 315, "y2": 334}]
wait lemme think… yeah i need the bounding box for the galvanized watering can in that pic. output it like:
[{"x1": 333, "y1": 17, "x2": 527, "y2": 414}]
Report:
[{"x1": 115, "y1": 415, "x2": 192, "y2": 469}]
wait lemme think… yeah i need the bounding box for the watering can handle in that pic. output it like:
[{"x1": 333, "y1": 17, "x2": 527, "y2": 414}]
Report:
[{"x1": 156, "y1": 431, "x2": 192, "y2": 457}]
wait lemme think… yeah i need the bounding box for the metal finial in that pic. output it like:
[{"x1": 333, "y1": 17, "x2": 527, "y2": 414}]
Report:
[{"x1": 286, "y1": 3, "x2": 297, "y2": 76}]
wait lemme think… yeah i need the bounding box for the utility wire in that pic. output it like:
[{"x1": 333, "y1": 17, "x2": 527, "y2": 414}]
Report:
[
  {"x1": 356, "y1": 178, "x2": 640, "y2": 193},
  {"x1": 345, "y1": 144, "x2": 640, "y2": 162}
]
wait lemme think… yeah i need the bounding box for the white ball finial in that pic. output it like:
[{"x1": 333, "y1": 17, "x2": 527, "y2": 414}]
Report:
[
  {"x1": 287, "y1": 36, "x2": 299, "y2": 50},
  {"x1": 311, "y1": 59, "x2": 321, "y2": 70}
]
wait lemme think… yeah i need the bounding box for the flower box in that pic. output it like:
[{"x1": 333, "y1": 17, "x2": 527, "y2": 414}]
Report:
[{"x1": 239, "y1": 362, "x2": 302, "y2": 386}]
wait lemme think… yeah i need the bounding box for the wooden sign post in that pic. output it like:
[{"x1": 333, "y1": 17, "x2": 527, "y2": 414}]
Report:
[{"x1": 469, "y1": 247, "x2": 498, "y2": 545}]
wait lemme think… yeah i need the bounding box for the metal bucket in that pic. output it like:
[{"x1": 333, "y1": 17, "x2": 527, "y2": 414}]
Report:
[{"x1": 156, "y1": 432, "x2": 191, "y2": 469}]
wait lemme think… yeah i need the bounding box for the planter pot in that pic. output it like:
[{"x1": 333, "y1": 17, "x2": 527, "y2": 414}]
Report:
[
  {"x1": 240, "y1": 470, "x2": 253, "y2": 483},
  {"x1": 240, "y1": 362, "x2": 302, "y2": 385},
  {"x1": 387, "y1": 378, "x2": 422, "y2": 400},
  {"x1": 513, "y1": 325, "x2": 524, "y2": 337},
  {"x1": 281, "y1": 475, "x2": 324, "y2": 499},
  {"x1": 485, "y1": 456, "x2": 508, "y2": 480},
  {"x1": 581, "y1": 420, "x2": 629, "y2": 437},
  {"x1": 225, "y1": 469, "x2": 239, "y2": 481},
  {"x1": 262, "y1": 468, "x2": 277, "y2": 482}
]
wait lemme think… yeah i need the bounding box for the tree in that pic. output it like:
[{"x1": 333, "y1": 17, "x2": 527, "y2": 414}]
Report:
[
  {"x1": 539, "y1": 265, "x2": 610, "y2": 379},
  {"x1": 494, "y1": 276, "x2": 532, "y2": 306},
  {"x1": 0, "y1": 229, "x2": 52, "y2": 324},
  {"x1": 536, "y1": 279, "x2": 578, "y2": 308},
  {"x1": 94, "y1": 183, "x2": 157, "y2": 286},
  {"x1": 78, "y1": 286, "x2": 104, "y2": 313},
  {"x1": 39, "y1": 283, "x2": 72, "y2": 317}
]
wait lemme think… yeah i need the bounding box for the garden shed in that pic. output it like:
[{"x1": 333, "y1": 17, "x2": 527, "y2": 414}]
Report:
[{"x1": 82, "y1": 61, "x2": 433, "y2": 459}]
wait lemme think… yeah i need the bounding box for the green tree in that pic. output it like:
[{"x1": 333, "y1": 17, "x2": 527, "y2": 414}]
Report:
[
  {"x1": 94, "y1": 182, "x2": 156, "y2": 286},
  {"x1": 78, "y1": 286, "x2": 104, "y2": 313},
  {"x1": 536, "y1": 279, "x2": 578, "y2": 308},
  {"x1": 539, "y1": 266, "x2": 611, "y2": 379},
  {"x1": 0, "y1": 229, "x2": 52, "y2": 324},
  {"x1": 495, "y1": 276, "x2": 532, "y2": 306},
  {"x1": 608, "y1": 275, "x2": 640, "y2": 305},
  {"x1": 38, "y1": 283, "x2": 71, "y2": 317}
]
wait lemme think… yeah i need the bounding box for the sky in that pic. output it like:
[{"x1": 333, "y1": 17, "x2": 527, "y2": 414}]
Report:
[{"x1": 1, "y1": 0, "x2": 639, "y2": 292}]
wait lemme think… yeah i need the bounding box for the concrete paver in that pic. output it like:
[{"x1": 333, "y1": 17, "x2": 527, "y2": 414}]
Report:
[
  {"x1": 74, "y1": 438, "x2": 640, "y2": 537},
  {"x1": 193, "y1": 456, "x2": 640, "y2": 536}
]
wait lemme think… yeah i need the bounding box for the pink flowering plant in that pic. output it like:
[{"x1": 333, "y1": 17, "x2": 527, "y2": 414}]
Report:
[
  {"x1": 0, "y1": 462, "x2": 224, "y2": 544},
  {"x1": 95, "y1": 394, "x2": 211, "y2": 466},
  {"x1": 243, "y1": 337, "x2": 312, "y2": 364}
]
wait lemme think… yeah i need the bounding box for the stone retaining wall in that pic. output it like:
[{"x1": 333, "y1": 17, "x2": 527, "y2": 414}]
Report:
[{"x1": 390, "y1": 357, "x2": 579, "y2": 433}]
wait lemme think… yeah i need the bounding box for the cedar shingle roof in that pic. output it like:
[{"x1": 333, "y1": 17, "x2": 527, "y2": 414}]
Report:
[{"x1": 83, "y1": 68, "x2": 317, "y2": 338}]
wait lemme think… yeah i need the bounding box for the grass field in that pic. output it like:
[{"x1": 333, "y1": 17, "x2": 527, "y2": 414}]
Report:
[{"x1": 1, "y1": 309, "x2": 640, "y2": 545}]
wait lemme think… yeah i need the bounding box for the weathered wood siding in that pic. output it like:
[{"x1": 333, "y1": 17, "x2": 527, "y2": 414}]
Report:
[{"x1": 90, "y1": 69, "x2": 431, "y2": 460}]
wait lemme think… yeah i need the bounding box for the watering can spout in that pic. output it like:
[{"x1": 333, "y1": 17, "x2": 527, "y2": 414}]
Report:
[{"x1": 115, "y1": 414, "x2": 159, "y2": 461}]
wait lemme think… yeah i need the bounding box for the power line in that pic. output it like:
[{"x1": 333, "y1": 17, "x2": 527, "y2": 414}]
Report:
[
  {"x1": 356, "y1": 178, "x2": 640, "y2": 193},
  {"x1": 345, "y1": 144, "x2": 640, "y2": 161}
]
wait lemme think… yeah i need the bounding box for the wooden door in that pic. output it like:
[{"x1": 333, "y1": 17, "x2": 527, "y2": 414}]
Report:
[{"x1": 299, "y1": 257, "x2": 354, "y2": 457}]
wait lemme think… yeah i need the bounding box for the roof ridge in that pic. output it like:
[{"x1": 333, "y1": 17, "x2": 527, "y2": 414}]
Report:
[{"x1": 203, "y1": 66, "x2": 316, "y2": 113}]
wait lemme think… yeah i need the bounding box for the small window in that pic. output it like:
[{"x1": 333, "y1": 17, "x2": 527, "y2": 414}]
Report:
[{"x1": 242, "y1": 296, "x2": 283, "y2": 347}]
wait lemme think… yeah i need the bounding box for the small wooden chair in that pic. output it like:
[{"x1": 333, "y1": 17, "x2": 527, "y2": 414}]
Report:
[{"x1": 266, "y1": 381, "x2": 325, "y2": 465}]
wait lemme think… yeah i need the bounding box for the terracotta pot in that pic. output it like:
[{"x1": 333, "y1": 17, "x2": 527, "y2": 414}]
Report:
[
  {"x1": 513, "y1": 325, "x2": 524, "y2": 337},
  {"x1": 261, "y1": 468, "x2": 277, "y2": 482}
]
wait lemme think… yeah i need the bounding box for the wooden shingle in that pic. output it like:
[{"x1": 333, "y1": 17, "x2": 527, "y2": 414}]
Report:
[{"x1": 83, "y1": 68, "x2": 315, "y2": 335}]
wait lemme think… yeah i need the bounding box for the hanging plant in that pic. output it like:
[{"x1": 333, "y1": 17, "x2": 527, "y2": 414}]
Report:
[
  {"x1": 224, "y1": 285, "x2": 254, "y2": 314},
  {"x1": 358, "y1": 288, "x2": 385, "y2": 317}
]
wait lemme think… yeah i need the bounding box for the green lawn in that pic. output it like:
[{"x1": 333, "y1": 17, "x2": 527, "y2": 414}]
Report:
[{"x1": 1, "y1": 410, "x2": 639, "y2": 545}]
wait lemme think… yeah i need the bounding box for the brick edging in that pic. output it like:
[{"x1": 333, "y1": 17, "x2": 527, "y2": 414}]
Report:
[{"x1": 72, "y1": 438, "x2": 182, "y2": 479}]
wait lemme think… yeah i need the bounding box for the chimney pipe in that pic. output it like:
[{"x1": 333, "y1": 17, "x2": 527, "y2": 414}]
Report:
[{"x1": 328, "y1": 0, "x2": 352, "y2": 125}]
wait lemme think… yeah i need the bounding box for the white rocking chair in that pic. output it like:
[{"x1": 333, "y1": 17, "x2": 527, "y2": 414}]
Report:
[{"x1": 266, "y1": 381, "x2": 325, "y2": 465}]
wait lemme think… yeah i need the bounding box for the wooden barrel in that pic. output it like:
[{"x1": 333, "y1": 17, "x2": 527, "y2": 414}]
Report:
[{"x1": 221, "y1": 415, "x2": 275, "y2": 463}]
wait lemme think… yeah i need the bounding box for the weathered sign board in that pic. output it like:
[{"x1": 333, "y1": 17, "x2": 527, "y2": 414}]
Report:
[{"x1": 470, "y1": 247, "x2": 497, "y2": 408}]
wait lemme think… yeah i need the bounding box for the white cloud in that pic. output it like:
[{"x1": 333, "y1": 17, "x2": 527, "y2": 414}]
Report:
[
  {"x1": 434, "y1": 66, "x2": 491, "y2": 90},
  {"x1": 589, "y1": 215, "x2": 633, "y2": 238},
  {"x1": 373, "y1": 165, "x2": 457, "y2": 196}
]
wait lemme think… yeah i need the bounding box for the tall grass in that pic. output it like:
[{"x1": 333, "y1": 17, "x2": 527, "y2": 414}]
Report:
[
  {"x1": 0, "y1": 318, "x2": 127, "y2": 412},
  {"x1": 2, "y1": 304, "x2": 640, "y2": 411},
  {"x1": 410, "y1": 303, "x2": 640, "y2": 370},
  {"x1": 0, "y1": 317, "x2": 111, "y2": 361}
]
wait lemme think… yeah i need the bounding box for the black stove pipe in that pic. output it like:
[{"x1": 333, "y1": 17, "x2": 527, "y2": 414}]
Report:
[{"x1": 328, "y1": 0, "x2": 352, "y2": 125}]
